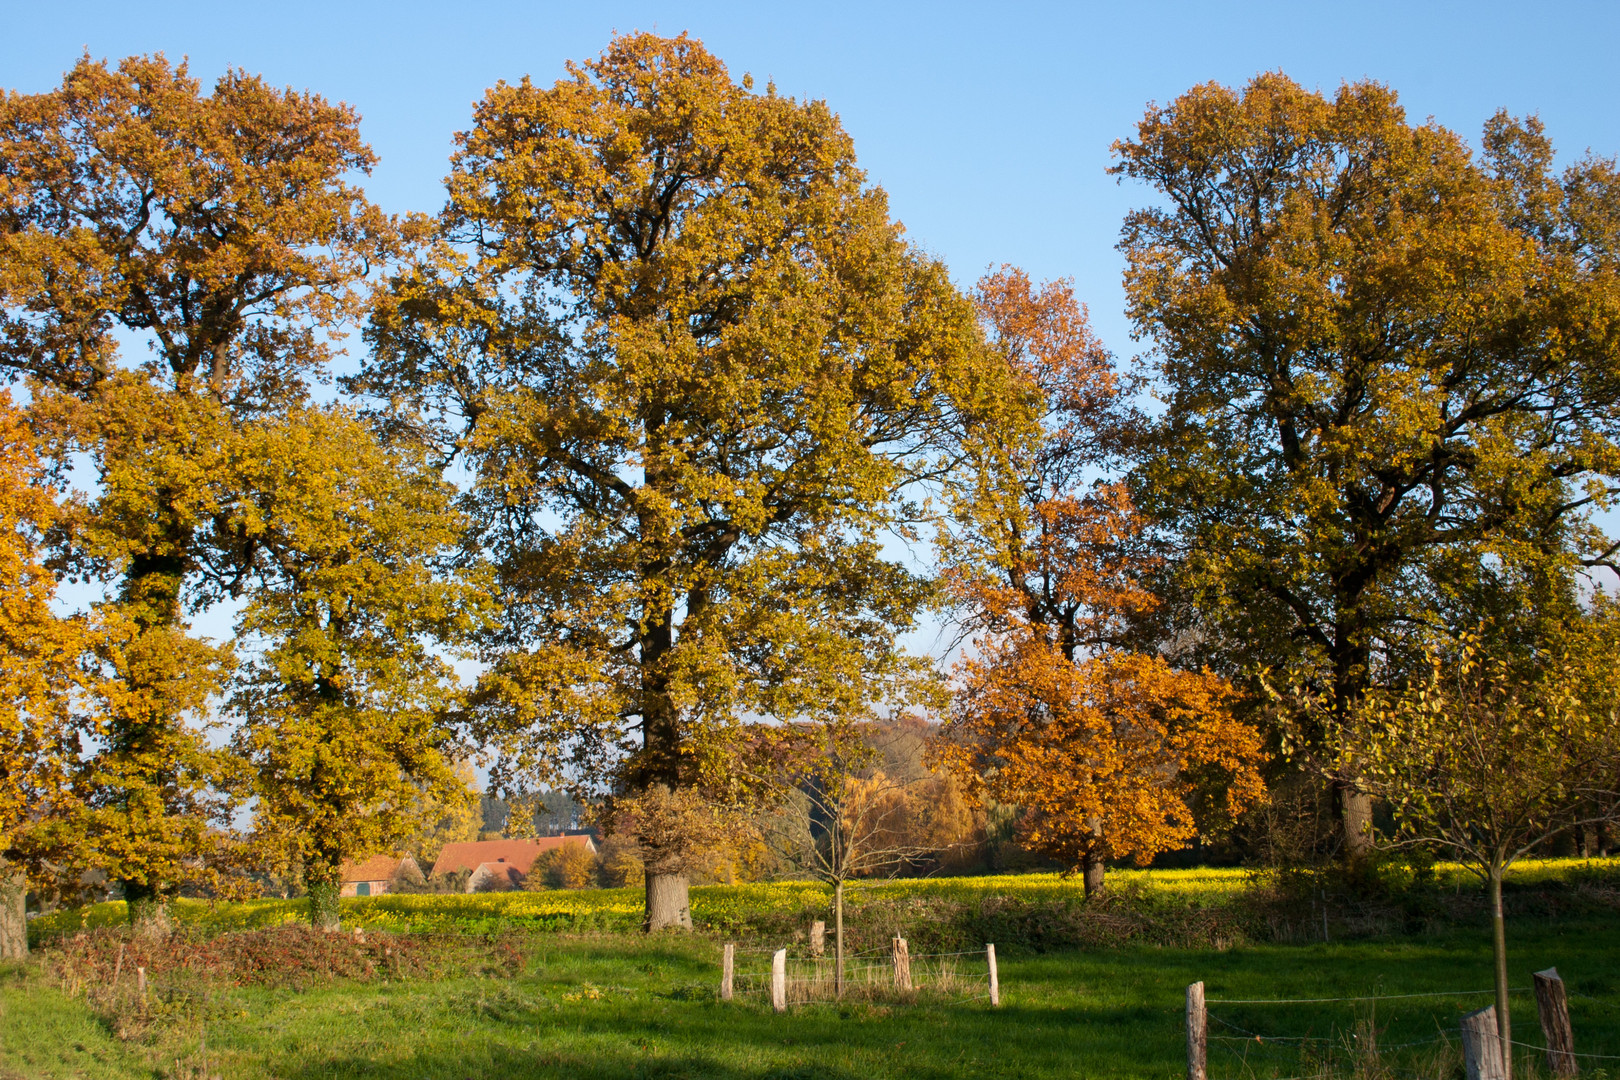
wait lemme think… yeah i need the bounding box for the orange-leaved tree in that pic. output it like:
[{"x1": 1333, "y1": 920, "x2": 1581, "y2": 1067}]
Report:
[
  {"x1": 939, "y1": 268, "x2": 1266, "y2": 895},
  {"x1": 947, "y1": 642, "x2": 1265, "y2": 895},
  {"x1": 0, "y1": 393, "x2": 104, "y2": 956}
]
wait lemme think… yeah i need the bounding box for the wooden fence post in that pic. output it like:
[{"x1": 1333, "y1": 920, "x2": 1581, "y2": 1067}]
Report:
[
  {"x1": 810, "y1": 921, "x2": 825, "y2": 958},
  {"x1": 111, "y1": 943, "x2": 125, "y2": 987},
  {"x1": 986, "y1": 943, "x2": 1000, "y2": 1007},
  {"x1": 1186, "y1": 981, "x2": 1206, "y2": 1080},
  {"x1": 892, "y1": 937, "x2": 912, "y2": 991},
  {"x1": 1461, "y1": 1005, "x2": 1507, "y2": 1080},
  {"x1": 136, "y1": 966, "x2": 147, "y2": 998},
  {"x1": 1534, "y1": 967, "x2": 1577, "y2": 1077},
  {"x1": 771, "y1": 948, "x2": 787, "y2": 1013},
  {"x1": 721, "y1": 943, "x2": 734, "y2": 1002}
]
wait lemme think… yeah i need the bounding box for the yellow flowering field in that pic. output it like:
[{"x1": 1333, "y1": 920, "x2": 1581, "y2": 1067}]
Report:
[{"x1": 29, "y1": 857, "x2": 1616, "y2": 942}]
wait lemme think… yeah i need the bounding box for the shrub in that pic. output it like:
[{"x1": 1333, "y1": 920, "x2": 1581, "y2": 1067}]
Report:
[{"x1": 524, "y1": 844, "x2": 600, "y2": 890}]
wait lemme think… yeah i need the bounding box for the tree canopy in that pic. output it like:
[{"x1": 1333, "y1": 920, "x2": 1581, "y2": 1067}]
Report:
[{"x1": 1114, "y1": 72, "x2": 1620, "y2": 854}]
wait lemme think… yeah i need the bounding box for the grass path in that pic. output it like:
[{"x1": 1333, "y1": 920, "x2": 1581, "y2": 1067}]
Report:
[{"x1": 5, "y1": 912, "x2": 1618, "y2": 1079}]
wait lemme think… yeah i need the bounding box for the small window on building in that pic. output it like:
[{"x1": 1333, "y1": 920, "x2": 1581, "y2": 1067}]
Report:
[{"x1": 356, "y1": 882, "x2": 370, "y2": 897}]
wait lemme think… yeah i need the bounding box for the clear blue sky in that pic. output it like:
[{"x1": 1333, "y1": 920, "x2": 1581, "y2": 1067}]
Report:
[{"x1": 8, "y1": 1, "x2": 1620, "y2": 362}]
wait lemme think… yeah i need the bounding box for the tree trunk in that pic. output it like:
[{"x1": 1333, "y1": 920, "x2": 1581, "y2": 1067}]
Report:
[
  {"x1": 834, "y1": 878, "x2": 845, "y2": 998},
  {"x1": 124, "y1": 880, "x2": 171, "y2": 937},
  {"x1": 0, "y1": 871, "x2": 27, "y2": 960},
  {"x1": 630, "y1": 534, "x2": 699, "y2": 933},
  {"x1": 109, "y1": 545, "x2": 193, "y2": 923},
  {"x1": 307, "y1": 879, "x2": 341, "y2": 931},
  {"x1": 1331, "y1": 622, "x2": 1375, "y2": 864},
  {"x1": 1340, "y1": 787, "x2": 1374, "y2": 863},
  {"x1": 1082, "y1": 854, "x2": 1106, "y2": 898},
  {"x1": 644, "y1": 871, "x2": 692, "y2": 931},
  {"x1": 1489, "y1": 865, "x2": 1513, "y2": 1080}
]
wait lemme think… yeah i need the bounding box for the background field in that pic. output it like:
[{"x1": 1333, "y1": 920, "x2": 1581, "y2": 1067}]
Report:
[{"x1": 8, "y1": 860, "x2": 1620, "y2": 1079}]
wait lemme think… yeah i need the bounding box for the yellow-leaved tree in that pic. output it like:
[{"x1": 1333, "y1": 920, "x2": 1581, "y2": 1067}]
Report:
[
  {"x1": 357, "y1": 33, "x2": 1032, "y2": 930},
  {"x1": 0, "y1": 54, "x2": 392, "y2": 930},
  {"x1": 1299, "y1": 620, "x2": 1620, "y2": 1079},
  {"x1": 227, "y1": 408, "x2": 487, "y2": 930},
  {"x1": 1114, "y1": 74, "x2": 1620, "y2": 860}
]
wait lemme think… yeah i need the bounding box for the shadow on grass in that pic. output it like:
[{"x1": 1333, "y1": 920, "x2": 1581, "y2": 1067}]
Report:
[{"x1": 280, "y1": 995, "x2": 1164, "y2": 1080}]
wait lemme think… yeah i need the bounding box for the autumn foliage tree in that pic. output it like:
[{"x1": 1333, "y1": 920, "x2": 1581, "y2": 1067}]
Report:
[
  {"x1": 0, "y1": 393, "x2": 100, "y2": 956},
  {"x1": 947, "y1": 646, "x2": 1265, "y2": 896},
  {"x1": 227, "y1": 408, "x2": 486, "y2": 930},
  {"x1": 0, "y1": 54, "x2": 393, "y2": 928},
  {"x1": 359, "y1": 33, "x2": 1029, "y2": 930},
  {"x1": 1114, "y1": 73, "x2": 1620, "y2": 859},
  {"x1": 941, "y1": 269, "x2": 1266, "y2": 896}
]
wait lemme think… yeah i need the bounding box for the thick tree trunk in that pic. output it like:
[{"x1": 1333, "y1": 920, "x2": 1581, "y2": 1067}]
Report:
[
  {"x1": 630, "y1": 541, "x2": 700, "y2": 933},
  {"x1": 307, "y1": 879, "x2": 341, "y2": 931},
  {"x1": 110, "y1": 546, "x2": 192, "y2": 923},
  {"x1": 1490, "y1": 865, "x2": 1513, "y2": 1080},
  {"x1": 1082, "y1": 854, "x2": 1106, "y2": 899},
  {"x1": 1331, "y1": 616, "x2": 1376, "y2": 864},
  {"x1": 644, "y1": 871, "x2": 692, "y2": 931},
  {"x1": 0, "y1": 871, "x2": 27, "y2": 959},
  {"x1": 1340, "y1": 787, "x2": 1374, "y2": 863},
  {"x1": 123, "y1": 880, "x2": 171, "y2": 937}
]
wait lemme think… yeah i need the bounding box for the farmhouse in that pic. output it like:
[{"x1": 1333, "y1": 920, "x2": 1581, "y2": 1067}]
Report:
[
  {"x1": 430, "y1": 836, "x2": 598, "y2": 892},
  {"x1": 339, "y1": 855, "x2": 421, "y2": 897}
]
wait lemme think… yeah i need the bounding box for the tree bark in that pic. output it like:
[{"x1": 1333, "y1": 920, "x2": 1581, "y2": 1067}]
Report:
[
  {"x1": 123, "y1": 880, "x2": 171, "y2": 937},
  {"x1": 644, "y1": 871, "x2": 692, "y2": 931},
  {"x1": 1082, "y1": 854, "x2": 1106, "y2": 898},
  {"x1": 1332, "y1": 618, "x2": 1376, "y2": 864},
  {"x1": 1340, "y1": 787, "x2": 1374, "y2": 863},
  {"x1": 0, "y1": 871, "x2": 27, "y2": 959},
  {"x1": 307, "y1": 879, "x2": 341, "y2": 931},
  {"x1": 1489, "y1": 865, "x2": 1513, "y2": 1080}
]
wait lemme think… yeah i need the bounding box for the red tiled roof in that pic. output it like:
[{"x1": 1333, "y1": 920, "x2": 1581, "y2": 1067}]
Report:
[
  {"x1": 340, "y1": 854, "x2": 402, "y2": 883},
  {"x1": 430, "y1": 836, "x2": 595, "y2": 878}
]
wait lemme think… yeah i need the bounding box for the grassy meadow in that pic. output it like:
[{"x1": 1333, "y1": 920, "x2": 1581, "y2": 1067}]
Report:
[{"x1": 6, "y1": 860, "x2": 1620, "y2": 1079}]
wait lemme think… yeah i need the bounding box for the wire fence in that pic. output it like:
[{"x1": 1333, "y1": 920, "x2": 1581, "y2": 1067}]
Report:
[
  {"x1": 723, "y1": 944, "x2": 998, "y2": 1007},
  {"x1": 1197, "y1": 979, "x2": 1616, "y2": 1080}
]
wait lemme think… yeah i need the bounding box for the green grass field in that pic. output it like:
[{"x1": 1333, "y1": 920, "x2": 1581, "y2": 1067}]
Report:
[{"x1": 7, "y1": 861, "x2": 1620, "y2": 1079}]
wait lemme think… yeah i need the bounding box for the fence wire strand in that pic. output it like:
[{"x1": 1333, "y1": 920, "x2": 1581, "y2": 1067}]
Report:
[{"x1": 1209, "y1": 987, "x2": 1529, "y2": 1005}]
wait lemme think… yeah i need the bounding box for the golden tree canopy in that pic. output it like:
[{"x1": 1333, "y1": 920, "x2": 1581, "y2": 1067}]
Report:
[{"x1": 361, "y1": 32, "x2": 1031, "y2": 812}]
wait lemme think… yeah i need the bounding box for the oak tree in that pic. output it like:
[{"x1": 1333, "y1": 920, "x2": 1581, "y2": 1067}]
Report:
[
  {"x1": 947, "y1": 644, "x2": 1266, "y2": 896},
  {"x1": 0, "y1": 54, "x2": 391, "y2": 927},
  {"x1": 227, "y1": 407, "x2": 484, "y2": 929},
  {"x1": 1113, "y1": 74, "x2": 1620, "y2": 857},
  {"x1": 359, "y1": 33, "x2": 1029, "y2": 930}
]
